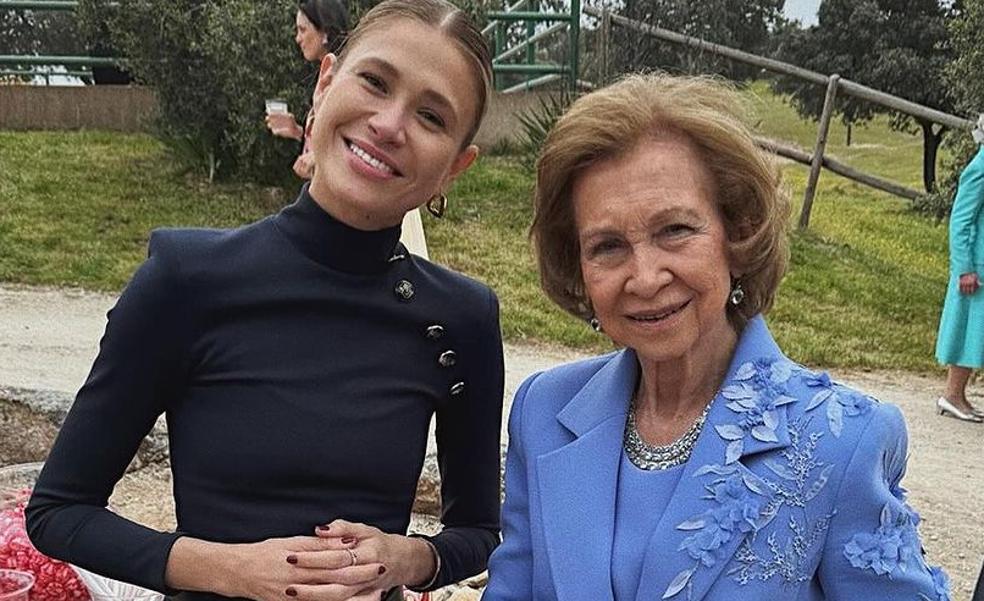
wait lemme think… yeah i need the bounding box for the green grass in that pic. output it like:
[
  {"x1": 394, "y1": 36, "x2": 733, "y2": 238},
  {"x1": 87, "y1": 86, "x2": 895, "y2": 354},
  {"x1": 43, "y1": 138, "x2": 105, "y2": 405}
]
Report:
[
  {"x1": 0, "y1": 130, "x2": 274, "y2": 290},
  {"x1": 0, "y1": 84, "x2": 954, "y2": 370}
]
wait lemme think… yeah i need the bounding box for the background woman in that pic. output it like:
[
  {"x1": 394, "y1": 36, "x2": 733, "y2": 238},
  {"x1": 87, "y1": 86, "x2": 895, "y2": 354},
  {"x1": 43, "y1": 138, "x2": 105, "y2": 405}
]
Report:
[
  {"x1": 935, "y1": 121, "x2": 984, "y2": 423},
  {"x1": 483, "y1": 74, "x2": 950, "y2": 601},
  {"x1": 27, "y1": 2, "x2": 501, "y2": 601},
  {"x1": 266, "y1": 0, "x2": 430, "y2": 258},
  {"x1": 265, "y1": 0, "x2": 348, "y2": 165}
]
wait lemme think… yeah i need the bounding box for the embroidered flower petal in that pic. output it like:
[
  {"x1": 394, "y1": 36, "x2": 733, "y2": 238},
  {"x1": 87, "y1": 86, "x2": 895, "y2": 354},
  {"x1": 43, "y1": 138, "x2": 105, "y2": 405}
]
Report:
[
  {"x1": 770, "y1": 362, "x2": 792, "y2": 383},
  {"x1": 827, "y1": 398, "x2": 844, "y2": 437},
  {"x1": 762, "y1": 409, "x2": 779, "y2": 430},
  {"x1": 751, "y1": 425, "x2": 779, "y2": 443},
  {"x1": 662, "y1": 567, "x2": 695, "y2": 599},
  {"x1": 694, "y1": 464, "x2": 738, "y2": 477},
  {"x1": 806, "y1": 388, "x2": 834, "y2": 412},
  {"x1": 735, "y1": 362, "x2": 757, "y2": 381},
  {"x1": 677, "y1": 518, "x2": 706, "y2": 531},
  {"x1": 715, "y1": 424, "x2": 745, "y2": 441}
]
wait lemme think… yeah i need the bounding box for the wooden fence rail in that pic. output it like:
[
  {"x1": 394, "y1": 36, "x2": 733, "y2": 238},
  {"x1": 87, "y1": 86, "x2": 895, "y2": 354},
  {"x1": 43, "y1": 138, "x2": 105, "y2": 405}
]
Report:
[{"x1": 584, "y1": 6, "x2": 975, "y2": 228}]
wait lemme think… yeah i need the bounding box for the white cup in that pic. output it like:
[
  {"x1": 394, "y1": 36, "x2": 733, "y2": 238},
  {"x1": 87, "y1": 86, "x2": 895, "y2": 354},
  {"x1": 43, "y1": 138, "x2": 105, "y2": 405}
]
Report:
[{"x1": 265, "y1": 99, "x2": 288, "y2": 115}]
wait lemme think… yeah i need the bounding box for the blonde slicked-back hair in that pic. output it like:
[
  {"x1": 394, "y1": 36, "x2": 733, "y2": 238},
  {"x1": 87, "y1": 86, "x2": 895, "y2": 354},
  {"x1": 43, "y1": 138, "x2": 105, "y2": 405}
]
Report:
[
  {"x1": 532, "y1": 73, "x2": 791, "y2": 330},
  {"x1": 338, "y1": 0, "x2": 492, "y2": 147}
]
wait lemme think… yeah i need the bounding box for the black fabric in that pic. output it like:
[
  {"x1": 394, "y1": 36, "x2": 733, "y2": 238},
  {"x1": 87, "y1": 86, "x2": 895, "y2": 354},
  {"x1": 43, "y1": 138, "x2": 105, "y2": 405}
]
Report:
[
  {"x1": 973, "y1": 559, "x2": 984, "y2": 601},
  {"x1": 26, "y1": 185, "x2": 505, "y2": 596}
]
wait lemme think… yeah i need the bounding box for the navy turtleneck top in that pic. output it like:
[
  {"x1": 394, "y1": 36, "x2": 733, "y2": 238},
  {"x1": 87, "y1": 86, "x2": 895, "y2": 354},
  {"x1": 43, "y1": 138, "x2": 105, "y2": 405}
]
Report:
[{"x1": 26, "y1": 186, "x2": 505, "y2": 598}]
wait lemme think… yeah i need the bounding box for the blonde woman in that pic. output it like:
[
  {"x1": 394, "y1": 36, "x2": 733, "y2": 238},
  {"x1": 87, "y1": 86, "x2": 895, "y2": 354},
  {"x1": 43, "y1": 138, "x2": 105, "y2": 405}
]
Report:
[{"x1": 28, "y1": 2, "x2": 500, "y2": 600}]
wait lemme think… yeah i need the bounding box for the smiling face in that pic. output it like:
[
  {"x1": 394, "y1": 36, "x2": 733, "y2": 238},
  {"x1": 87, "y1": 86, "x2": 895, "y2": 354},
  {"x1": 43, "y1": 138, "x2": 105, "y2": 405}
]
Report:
[
  {"x1": 307, "y1": 19, "x2": 479, "y2": 230},
  {"x1": 295, "y1": 9, "x2": 327, "y2": 63},
  {"x1": 574, "y1": 133, "x2": 735, "y2": 367}
]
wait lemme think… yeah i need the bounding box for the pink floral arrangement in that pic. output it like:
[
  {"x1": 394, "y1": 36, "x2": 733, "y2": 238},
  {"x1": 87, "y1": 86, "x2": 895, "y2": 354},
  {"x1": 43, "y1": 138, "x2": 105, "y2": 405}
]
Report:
[{"x1": 0, "y1": 489, "x2": 90, "y2": 601}]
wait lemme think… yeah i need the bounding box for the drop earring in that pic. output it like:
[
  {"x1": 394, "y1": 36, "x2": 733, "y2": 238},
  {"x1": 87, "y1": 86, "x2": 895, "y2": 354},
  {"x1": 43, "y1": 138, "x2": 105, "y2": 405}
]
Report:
[
  {"x1": 729, "y1": 281, "x2": 745, "y2": 306},
  {"x1": 427, "y1": 193, "x2": 448, "y2": 218}
]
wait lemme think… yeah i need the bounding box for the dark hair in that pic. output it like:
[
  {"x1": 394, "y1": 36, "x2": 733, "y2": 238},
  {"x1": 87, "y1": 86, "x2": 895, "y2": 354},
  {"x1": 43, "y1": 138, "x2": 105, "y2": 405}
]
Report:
[
  {"x1": 337, "y1": 0, "x2": 492, "y2": 147},
  {"x1": 298, "y1": 0, "x2": 349, "y2": 53}
]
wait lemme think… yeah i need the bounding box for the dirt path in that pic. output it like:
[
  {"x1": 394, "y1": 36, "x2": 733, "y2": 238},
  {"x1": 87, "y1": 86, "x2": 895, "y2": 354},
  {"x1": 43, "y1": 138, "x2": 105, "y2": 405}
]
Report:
[{"x1": 1, "y1": 284, "x2": 981, "y2": 598}]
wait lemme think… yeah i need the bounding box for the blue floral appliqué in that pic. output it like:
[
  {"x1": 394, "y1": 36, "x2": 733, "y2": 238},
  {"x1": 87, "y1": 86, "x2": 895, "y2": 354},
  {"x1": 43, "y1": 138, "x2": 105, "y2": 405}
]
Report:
[
  {"x1": 801, "y1": 370, "x2": 874, "y2": 437},
  {"x1": 728, "y1": 417, "x2": 836, "y2": 585},
  {"x1": 665, "y1": 465, "x2": 770, "y2": 599},
  {"x1": 844, "y1": 503, "x2": 922, "y2": 577},
  {"x1": 716, "y1": 359, "x2": 797, "y2": 463},
  {"x1": 920, "y1": 565, "x2": 953, "y2": 601}
]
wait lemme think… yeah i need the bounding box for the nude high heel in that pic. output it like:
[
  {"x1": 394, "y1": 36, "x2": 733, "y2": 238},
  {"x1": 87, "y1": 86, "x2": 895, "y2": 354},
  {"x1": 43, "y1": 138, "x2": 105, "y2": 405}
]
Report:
[{"x1": 937, "y1": 397, "x2": 984, "y2": 423}]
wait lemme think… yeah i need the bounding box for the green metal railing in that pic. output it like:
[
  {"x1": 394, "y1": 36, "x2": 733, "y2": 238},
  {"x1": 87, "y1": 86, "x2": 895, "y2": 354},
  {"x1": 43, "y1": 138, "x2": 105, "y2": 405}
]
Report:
[
  {"x1": 5, "y1": 0, "x2": 581, "y2": 90},
  {"x1": 3, "y1": 1, "x2": 78, "y2": 9},
  {"x1": 484, "y1": 0, "x2": 580, "y2": 93},
  {"x1": 0, "y1": 0, "x2": 121, "y2": 82}
]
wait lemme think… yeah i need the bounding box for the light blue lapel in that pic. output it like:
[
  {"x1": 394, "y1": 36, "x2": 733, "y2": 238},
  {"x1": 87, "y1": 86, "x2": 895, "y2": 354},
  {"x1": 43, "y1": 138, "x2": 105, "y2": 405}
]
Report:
[
  {"x1": 634, "y1": 317, "x2": 794, "y2": 601},
  {"x1": 538, "y1": 349, "x2": 638, "y2": 601}
]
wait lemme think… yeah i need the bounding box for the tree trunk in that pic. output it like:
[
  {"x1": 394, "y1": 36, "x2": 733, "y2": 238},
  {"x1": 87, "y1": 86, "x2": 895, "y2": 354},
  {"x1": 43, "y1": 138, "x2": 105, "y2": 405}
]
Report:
[{"x1": 920, "y1": 119, "x2": 945, "y2": 193}]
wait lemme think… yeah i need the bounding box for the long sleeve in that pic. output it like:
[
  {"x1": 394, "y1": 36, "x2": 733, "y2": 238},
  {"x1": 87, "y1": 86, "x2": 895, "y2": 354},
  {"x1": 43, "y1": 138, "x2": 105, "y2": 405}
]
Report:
[
  {"x1": 949, "y1": 147, "x2": 984, "y2": 275},
  {"x1": 423, "y1": 288, "x2": 505, "y2": 589},
  {"x1": 816, "y1": 403, "x2": 950, "y2": 601},
  {"x1": 26, "y1": 238, "x2": 191, "y2": 593},
  {"x1": 482, "y1": 372, "x2": 539, "y2": 601}
]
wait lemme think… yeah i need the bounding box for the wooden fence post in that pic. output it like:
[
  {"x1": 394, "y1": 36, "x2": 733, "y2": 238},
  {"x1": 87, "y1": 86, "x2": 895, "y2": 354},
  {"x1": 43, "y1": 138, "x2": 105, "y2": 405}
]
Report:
[
  {"x1": 600, "y1": 8, "x2": 611, "y2": 83},
  {"x1": 799, "y1": 73, "x2": 840, "y2": 230}
]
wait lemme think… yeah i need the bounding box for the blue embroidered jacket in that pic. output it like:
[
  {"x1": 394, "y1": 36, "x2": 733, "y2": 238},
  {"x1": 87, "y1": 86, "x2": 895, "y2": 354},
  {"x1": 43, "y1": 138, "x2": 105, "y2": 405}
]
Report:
[{"x1": 484, "y1": 316, "x2": 950, "y2": 601}]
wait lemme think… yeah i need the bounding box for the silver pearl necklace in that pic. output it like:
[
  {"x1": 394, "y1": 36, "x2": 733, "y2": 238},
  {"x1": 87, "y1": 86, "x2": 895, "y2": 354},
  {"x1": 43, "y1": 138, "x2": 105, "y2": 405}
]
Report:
[{"x1": 623, "y1": 398, "x2": 713, "y2": 471}]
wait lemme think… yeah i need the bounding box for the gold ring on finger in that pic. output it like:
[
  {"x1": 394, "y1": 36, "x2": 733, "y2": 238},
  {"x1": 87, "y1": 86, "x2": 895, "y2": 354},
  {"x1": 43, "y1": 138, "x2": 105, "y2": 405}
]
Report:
[{"x1": 347, "y1": 548, "x2": 358, "y2": 567}]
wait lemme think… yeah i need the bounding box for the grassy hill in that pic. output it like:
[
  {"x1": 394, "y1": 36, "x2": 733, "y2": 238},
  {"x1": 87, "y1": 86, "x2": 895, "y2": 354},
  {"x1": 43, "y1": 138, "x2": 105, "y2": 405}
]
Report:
[{"x1": 0, "y1": 83, "x2": 954, "y2": 371}]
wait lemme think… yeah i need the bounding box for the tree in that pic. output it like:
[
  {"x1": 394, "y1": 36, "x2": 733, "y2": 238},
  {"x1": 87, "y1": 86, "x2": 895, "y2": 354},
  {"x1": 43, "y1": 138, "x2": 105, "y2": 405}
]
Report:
[
  {"x1": 0, "y1": 7, "x2": 86, "y2": 82},
  {"x1": 912, "y1": 0, "x2": 984, "y2": 218},
  {"x1": 947, "y1": 0, "x2": 984, "y2": 114},
  {"x1": 609, "y1": 0, "x2": 785, "y2": 82},
  {"x1": 772, "y1": 0, "x2": 956, "y2": 193}
]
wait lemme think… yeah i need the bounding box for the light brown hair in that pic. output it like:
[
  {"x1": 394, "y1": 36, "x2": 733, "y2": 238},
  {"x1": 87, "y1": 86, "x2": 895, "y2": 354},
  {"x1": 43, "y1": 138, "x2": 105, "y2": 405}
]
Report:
[
  {"x1": 338, "y1": 0, "x2": 492, "y2": 147},
  {"x1": 532, "y1": 73, "x2": 790, "y2": 330}
]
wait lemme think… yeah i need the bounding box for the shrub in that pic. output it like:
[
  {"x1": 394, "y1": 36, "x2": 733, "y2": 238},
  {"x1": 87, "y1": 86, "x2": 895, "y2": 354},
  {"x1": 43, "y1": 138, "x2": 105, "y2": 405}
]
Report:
[
  {"x1": 515, "y1": 90, "x2": 574, "y2": 172},
  {"x1": 913, "y1": 0, "x2": 984, "y2": 219},
  {"x1": 78, "y1": 0, "x2": 313, "y2": 185},
  {"x1": 911, "y1": 134, "x2": 979, "y2": 221}
]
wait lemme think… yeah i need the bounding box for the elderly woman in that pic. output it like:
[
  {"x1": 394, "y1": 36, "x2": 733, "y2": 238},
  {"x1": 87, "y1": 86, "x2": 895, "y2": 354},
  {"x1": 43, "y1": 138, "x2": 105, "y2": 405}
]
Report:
[{"x1": 483, "y1": 74, "x2": 950, "y2": 601}]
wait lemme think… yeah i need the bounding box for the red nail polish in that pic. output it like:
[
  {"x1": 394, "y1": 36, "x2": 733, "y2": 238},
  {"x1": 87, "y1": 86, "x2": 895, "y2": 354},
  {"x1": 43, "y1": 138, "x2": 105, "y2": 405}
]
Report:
[
  {"x1": 378, "y1": 565, "x2": 386, "y2": 575},
  {"x1": 341, "y1": 536, "x2": 356, "y2": 544},
  {"x1": 285, "y1": 588, "x2": 297, "y2": 597},
  {"x1": 286, "y1": 555, "x2": 297, "y2": 565}
]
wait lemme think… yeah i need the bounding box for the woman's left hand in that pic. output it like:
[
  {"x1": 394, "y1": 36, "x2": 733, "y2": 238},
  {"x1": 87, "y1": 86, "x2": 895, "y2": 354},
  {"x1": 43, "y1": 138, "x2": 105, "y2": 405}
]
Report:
[
  {"x1": 288, "y1": 520, "x2": 437, "y2": 597},
  {"x1": 293, "y1": 152, "x2": 315, "y2": 180}
]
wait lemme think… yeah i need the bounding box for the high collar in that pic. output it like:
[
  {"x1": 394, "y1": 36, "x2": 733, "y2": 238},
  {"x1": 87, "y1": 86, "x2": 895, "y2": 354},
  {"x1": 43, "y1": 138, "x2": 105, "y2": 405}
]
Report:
[{"x1": 274, "y1": 183, "x2": 403, "y2": 275}]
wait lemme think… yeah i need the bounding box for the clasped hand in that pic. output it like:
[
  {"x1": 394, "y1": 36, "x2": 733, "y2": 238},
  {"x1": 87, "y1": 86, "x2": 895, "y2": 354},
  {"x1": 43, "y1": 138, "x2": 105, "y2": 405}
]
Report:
[{"x1": 231, "y1": 520, "x2": 429, "y2": 601}]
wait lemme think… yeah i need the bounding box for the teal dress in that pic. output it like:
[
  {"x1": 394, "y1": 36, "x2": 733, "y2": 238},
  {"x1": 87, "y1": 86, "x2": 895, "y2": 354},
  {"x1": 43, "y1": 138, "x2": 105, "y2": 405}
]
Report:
[{"x1": 937, "y1": 146, "x2": 984, "y2": 367}]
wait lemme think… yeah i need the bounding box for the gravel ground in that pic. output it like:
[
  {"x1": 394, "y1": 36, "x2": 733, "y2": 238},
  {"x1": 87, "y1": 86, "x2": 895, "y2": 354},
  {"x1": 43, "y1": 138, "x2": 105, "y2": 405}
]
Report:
[{"x1": 2, "y1": 284, "x2": 982, "y2": 599}]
